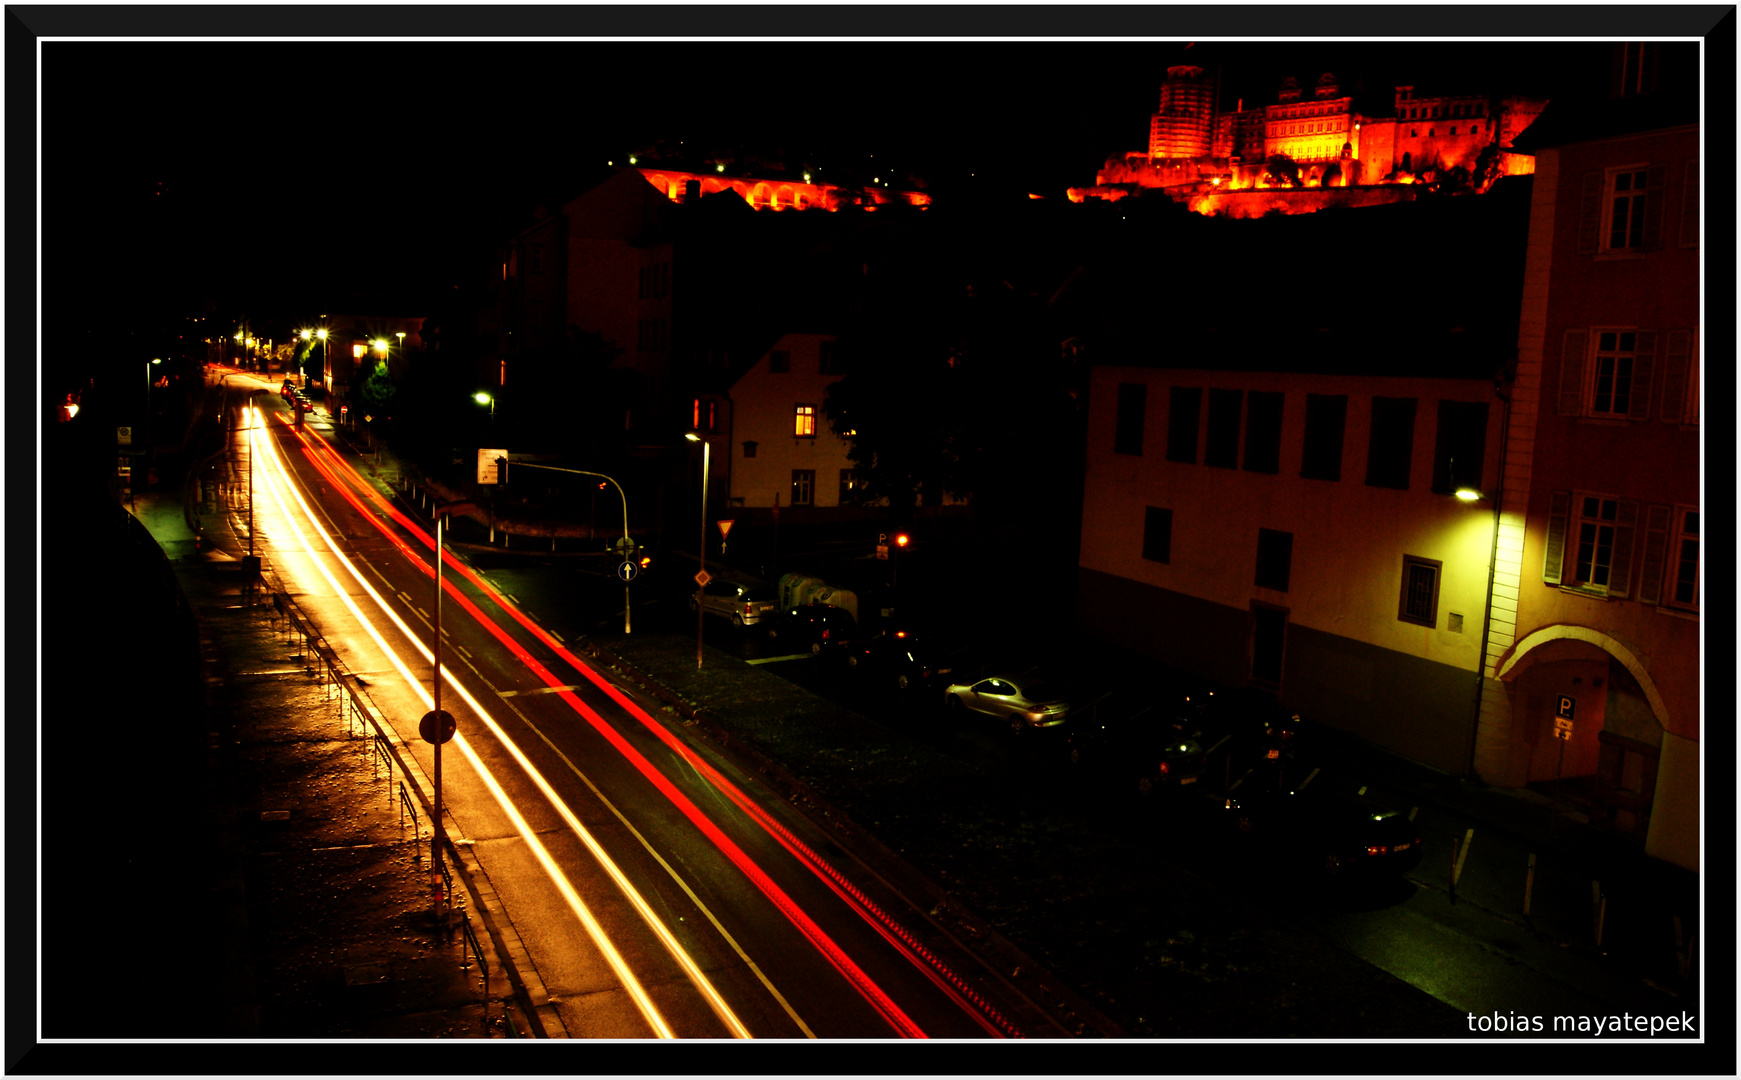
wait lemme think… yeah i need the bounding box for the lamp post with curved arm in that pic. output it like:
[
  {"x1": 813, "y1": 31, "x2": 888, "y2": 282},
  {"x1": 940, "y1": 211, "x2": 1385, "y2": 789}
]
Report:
[{"x1": 505, "y1": 462, "x2": 635, "y2": 634}]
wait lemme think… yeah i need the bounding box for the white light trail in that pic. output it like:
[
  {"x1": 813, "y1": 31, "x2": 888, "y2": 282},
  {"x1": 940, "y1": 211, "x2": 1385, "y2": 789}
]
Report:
[{"x1": 250, "y1": 407, "x2": 751, "y2": 1039}]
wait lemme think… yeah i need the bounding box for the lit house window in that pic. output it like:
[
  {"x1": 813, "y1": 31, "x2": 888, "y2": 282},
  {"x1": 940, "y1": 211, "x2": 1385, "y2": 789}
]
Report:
[
  {"x1": 1114, "y1": 382, "x2": 1147, "y2": 455},
  {"x1": 1591, "y1": 331, "x2": 1639, "y2": 418},
  {"x1": 1543, "y1": 491, "x2": 1640, "y2": 598},
  {"x1": 1667, "y1": 508, "x2": 1699, "y2": 611},
  {"x1": 1619, "y1": 42, "x2": 1659, "y2": 96},
  {"x1": 1255, "y1": 528, "x2": 1292, "y2": 592},
  {"x1": 1556, "y1": 328, "x2": 1657, "y2": 421},
  {"x1": 1573, "y1": 496, "x2": 1620, "y2": 589},
  {"x1": 1608, "y1": 167, "x2": 1649, "y2": 250},
  {"x1": 794, "y1": 404, "x2": 816, "y2": 438},
  {"x1": 1398, "y1": 555, "x2": 1441, "y2": 627},
  {"x1": 1142, "y1": 506, "x2": 1173, "y2": 564},
  {"x1": 1580, "y1": 164, "x2": 1666, "y2": 255}
]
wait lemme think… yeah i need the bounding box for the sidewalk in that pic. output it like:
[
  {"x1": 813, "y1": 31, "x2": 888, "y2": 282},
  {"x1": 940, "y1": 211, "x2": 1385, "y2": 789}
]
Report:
[{"x1": 127, "y1": 448, "x2": 533, "y2": 1038}]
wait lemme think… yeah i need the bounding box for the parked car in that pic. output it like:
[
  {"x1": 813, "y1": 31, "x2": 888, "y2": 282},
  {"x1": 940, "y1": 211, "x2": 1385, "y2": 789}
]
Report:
[
  {"x1": 843, "y1": 629, "x2": 956, "y2": 691},
  {"x1": 766, "y1": 603, "x2": 857, "y2": 655},
  {"x1": 1190, "y1": 687, "x2": 1314, "y2": 775},
  {"x1": 1066, "y1": 699, "x2": 1211, "y2": 795},
  {"x1": 691, "y1": 579, "x2": 779, "y2": 627},
  {"x1": 1218, "y1": 784, "x2": 1424, "y2": 879},
  {"x1": 942, "y1": 672, "x2": 1073, "y2": 732}
]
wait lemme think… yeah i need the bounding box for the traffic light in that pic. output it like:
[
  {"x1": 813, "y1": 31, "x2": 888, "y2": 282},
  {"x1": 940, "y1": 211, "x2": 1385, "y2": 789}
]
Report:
[{"x1": 894, "y1": 532, "x2": 910, "y2": 548}]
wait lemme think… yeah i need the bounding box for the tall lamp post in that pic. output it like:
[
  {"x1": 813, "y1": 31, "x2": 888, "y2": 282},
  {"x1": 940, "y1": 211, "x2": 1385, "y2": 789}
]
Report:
[
  {"x1": 427, "y1": 498, "x2": 476, "y2": 922},
  {"x1": 246, "y1": 399, "x2": 257, "y2": 562},
  {"x1": 685, "y1": 430, "x2": 710, "y2": 669}
]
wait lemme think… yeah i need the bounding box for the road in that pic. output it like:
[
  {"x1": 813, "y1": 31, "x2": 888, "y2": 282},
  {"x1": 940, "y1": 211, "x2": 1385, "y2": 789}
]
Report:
[{"x1": 218, "y1": 375, "x2": 1052, "y2": 1039}]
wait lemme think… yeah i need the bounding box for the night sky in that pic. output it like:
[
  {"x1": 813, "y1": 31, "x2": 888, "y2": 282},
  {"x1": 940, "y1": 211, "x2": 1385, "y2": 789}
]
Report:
[{"x1": 28, "y1": 10, "x2": 1704, "y2": 391}]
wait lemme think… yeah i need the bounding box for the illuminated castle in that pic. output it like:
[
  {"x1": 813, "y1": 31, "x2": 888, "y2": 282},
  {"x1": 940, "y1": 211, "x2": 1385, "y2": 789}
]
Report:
[{"x1": 1073, "y1": 64, "x2": 1547, "y2": 213}]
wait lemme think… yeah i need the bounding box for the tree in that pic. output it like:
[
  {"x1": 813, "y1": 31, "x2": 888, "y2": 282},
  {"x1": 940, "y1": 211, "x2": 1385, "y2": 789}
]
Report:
[
  {"x1": 1265, "y1": 153, "x2": 1301, "y2": 188},
  {"x1": 355, "y1": 357, "x2": 397, "y2": 413},
  {"x1": 823, "y1": 287, "x2": 963, "y2": 513},
  {"x1": 1472, "y1": 142, "x2": 1505, "y2": 193},
  {"x1": 823, "y1": 242, "x2": 1083, "y2": 536}
]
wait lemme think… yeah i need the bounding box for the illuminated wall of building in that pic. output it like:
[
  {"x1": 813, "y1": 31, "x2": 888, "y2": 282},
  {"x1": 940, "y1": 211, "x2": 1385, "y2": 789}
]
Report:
[
  {"x1": 638, "y1": 168, "x2": 931, "y2": 212},
  {"x1": 1091, "y1": 62, "x2": 1547, "y2": 212},
  {"x1": 1077, "y1": 364, "x2": 1506, "y2": 772},
  {"x1": 726, "y1": 333, "x2": 853, "y2": 510}
]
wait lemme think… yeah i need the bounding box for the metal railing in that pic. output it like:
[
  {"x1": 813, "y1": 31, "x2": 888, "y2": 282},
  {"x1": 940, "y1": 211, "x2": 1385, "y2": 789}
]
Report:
[
  {"x1": 459, "y1": 909, "x2": 490, "y2": 992},
  {"x1": 256, "y1": 568, "x2": 491, "y2": 990}
]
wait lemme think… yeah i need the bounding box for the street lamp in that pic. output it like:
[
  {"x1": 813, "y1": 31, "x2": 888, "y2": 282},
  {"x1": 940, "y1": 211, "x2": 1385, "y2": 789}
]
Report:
[
  {"x1": 508, "y1": 463, "x2": 636, "y2": 634},
  {"x1": 685, "y1": 430, "x2": 710, "y2": 669},
  {"x1": 427, "y1": 497, "x2": 477, "y2": 923}
]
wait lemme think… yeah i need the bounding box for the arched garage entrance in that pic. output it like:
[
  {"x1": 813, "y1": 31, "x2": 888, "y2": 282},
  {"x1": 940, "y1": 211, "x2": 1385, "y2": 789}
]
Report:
[{"x1": 1495, "y1": 626, "x2": 1667, "y2": 843}]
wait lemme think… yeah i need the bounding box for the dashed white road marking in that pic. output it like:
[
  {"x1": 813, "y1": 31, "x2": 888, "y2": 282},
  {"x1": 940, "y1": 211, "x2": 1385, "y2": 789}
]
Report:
[{"x1": 498, "y1": 684, "x2": 584, "y2": 698}]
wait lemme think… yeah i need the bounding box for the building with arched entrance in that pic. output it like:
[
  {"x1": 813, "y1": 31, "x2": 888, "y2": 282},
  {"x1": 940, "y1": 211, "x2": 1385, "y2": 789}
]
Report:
[{"x1": 1470, "y1": 41, "x2": 1699, "y2": 871}]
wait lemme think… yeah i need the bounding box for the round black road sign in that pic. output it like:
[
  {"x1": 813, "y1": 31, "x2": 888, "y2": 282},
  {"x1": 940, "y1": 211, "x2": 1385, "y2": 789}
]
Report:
[{"x1": 420, "y1": 710, "x2": 458, "y2": 745}]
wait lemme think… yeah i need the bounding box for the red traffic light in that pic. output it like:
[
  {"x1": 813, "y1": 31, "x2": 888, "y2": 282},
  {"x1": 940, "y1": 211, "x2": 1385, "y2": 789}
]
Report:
[{"x1": 895, "y1": 533, "x2": 910, "y2": 547}]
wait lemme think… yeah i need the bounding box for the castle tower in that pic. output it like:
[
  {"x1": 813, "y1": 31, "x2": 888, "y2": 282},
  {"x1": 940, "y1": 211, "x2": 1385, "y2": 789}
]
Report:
[{"x1": 1149, "y1": 64, "x2": 1217, "y2": 161}]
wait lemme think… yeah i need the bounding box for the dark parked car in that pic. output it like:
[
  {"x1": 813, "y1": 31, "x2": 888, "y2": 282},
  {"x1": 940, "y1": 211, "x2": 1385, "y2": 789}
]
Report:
[
  {"x1": 843, "y1": 629, "x2": 956, "y2": 692},
  {"x1": 691, "y1": 580, "x2": 779, "y2": 627},
  {"x1": 1190, "y1": 687, "x2": 1314, "y2": 777},
  {"x1": 766, "y1": 603, "x2": 857, "y2": 655},
  {"x1": 1218, "y1": 785, "x2": 1424, "y2": 879},
  {"x1": 1067, "y1": 700, "x2": 1212, "y2": 795}
]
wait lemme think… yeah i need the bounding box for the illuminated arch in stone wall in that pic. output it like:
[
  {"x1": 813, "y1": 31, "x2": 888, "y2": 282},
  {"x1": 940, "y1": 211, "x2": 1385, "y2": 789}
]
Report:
[{"x1": 1495, "y1": 624, "x2": 1670, "y2": 729}]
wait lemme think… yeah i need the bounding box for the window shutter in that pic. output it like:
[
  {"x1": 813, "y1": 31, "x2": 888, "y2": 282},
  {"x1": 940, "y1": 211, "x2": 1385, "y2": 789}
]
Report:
[
  {"x1": 1607, "y1": 499, "x2": 1640, "y2": 598},
  {"x1": 1641, "y1": 163, "x2": 1669, "y2": 248},
  {"x1": 1659, "y1": 330, "x2": 1691, "y2": 422},
  {"x1": 1542, "y1": 491, "x2": 1571, "y2": 585},
  {"x1": 1557, "y1": 329, "x2": 1588, "y2": 416},
  {"x1": 1627, "y1": 330, "x2": 1656, "y2": 421},
  {"x1": 1636, "y1": 504, "x2": 1672, "y2": 605},
  {"x1": 1577, "y1": 172, "x2": 1603, "y2": 255},
  {"x1": 1679, "y1": 159, "x2": 1699, "y2": 247}
]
